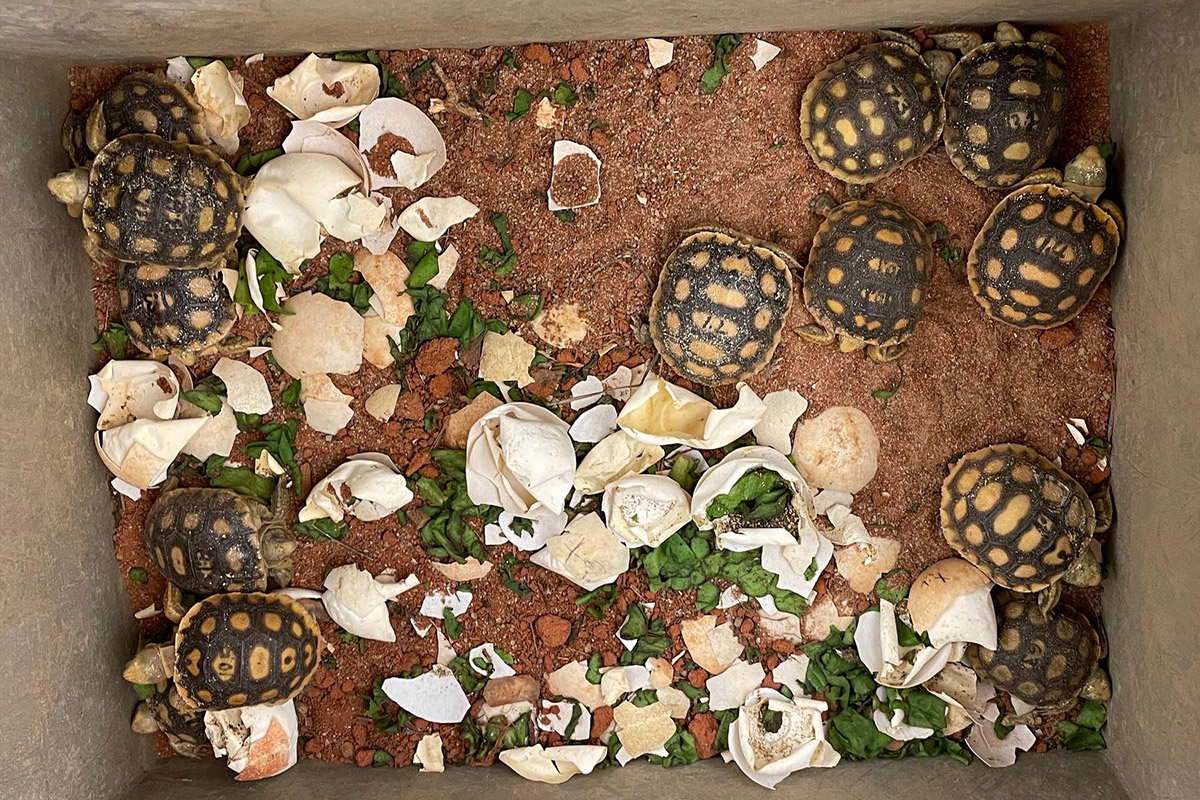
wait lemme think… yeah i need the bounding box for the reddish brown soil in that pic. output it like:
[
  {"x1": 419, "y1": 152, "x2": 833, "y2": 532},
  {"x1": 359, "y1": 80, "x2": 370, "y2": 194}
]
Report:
[{"x1": 76, "y1": 24, "x2": 1114, "y2": 768}]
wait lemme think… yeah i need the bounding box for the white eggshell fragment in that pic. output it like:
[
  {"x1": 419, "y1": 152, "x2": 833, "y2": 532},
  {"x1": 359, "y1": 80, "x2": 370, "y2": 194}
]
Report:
[
  {"x1": 298, "y1": 374, "x2": 354, "y2": 435},
  {"x1": 267, "y1": 53, "x2": 380, "y2": 127},
  {"x1": 479, "y1": 330, "x2": 536, "y2": 388},
  {"x1": 752, "y1": 389, "x2": 809, "y2": 452},
  {"x1": 466, "y1": 402, "x2": 576, "y2": 517},
  {"x1": 281, "y1": 119, "x2": 371, "y2": 186},
  {"x1": 532, "y1": 512, "x2": 630, "y2": 591},
  {"x1": 750, "y1": 39, "x2": 782, "y2": 70},
  {"x1": 88, "y1": 360, "x2": 179, "y2": 430},
  {"x1": 398, "y1": 196, "x2": 479, "y2": 241},
  {"x1": 204, "y1": 700, "x2": 299, "y2": 781},
  {"x1": 414, "y1": 733, "x2": 444, "y2": 773},
  {"x1": 300, "y1": 453, "x2": 414, "y2": 523},
  {"x1": 358, "y1": 97, "x2": 447, "y2": 190},
  {"x1": 212, "y1": 358, "x2": 273, "y2": 415},
  {"x1": 729, "y1": 689, "x2": 839, "y2": 789},
  {"x1": 382, "y1": 665, "x2": 471, "y2": 723},
  {"x1": 364, "y1": 384, "x2": 402, "y2": 422},
  {"x1": 573, "y1": 431, "x2": 664, "y2": 494},
  {"x1": 548, "y1": 141, "x2": 602, "y2": 212},
  {"x1": 791, "y1": 406, "x2": 880, "y2": 492},
  {"x1": 618, "y1": 373, "x2": 766, "y2": 450},
  {"x1": 707, "y1": 659, "x2": 766, "y2": 711},
  {"x1": 191, "y1": 61, "x2": 250, "y2": 155},
  {"x1": 645, "y1": 38, "x2": 675, "y2": 68},
  {"x1": 569, "y1": 404, "x2": 619, "y2": 443},
  {"x1": 272, "y1": 292, "x2": 364, "y2": 378},
  {"x1": 498, "y1": 744, "x2": 608, "y2": 784},
  {"x1": 322, "y1": 565, "x2": 419, "y2": 642}
]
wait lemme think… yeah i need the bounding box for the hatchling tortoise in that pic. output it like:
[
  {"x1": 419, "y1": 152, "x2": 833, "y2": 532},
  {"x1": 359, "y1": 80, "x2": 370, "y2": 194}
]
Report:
[
  {"x1": 941, "y1": 443, "x2": 1096, "y2": 593},
  {"x1": 649, "y1": 226, "x2": 797, "y2": 385},
  {"x1": 144, "y1": 484, "x2": 295, "y2": 600},
  {"x1": 48, "y1": 133, "x2": 245, "y2": 268},
  {"x1": 119, "y1": 263, "x2": 237, "y2": 362},
  {"x1": 968, "y1": 598, "x2": 1103, "y2": 708},
  {"x1": 799, "y1": 195, "x2": 935, "y2": 361},
  {"x1": 129, "y1": 681, "x2": 210, "y2": 758},
  {"x1": 800, "y1": 41, "x2": 944, "y2": 186},
  {"x1": 124, "y1": 592, "x2": 323, "y2": 710},
  {"x1": 84, "y1": 72, "x2": 210, "y2": 156},
  {"x1": 942, "y1": 25, "x2": 1069, "y2": 188},
  {"x1": 966, "y1": 147, "x2": 1123, "y2": 329}
]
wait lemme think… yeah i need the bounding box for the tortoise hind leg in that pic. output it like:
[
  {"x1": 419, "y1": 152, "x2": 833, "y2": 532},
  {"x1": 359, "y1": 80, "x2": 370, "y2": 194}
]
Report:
[
  {"x1": 867, "y1": 342, "x2": 908, "y2": 363},
  {"x1": 797, "y1": 323, "x2": 835, "y2": 345}
]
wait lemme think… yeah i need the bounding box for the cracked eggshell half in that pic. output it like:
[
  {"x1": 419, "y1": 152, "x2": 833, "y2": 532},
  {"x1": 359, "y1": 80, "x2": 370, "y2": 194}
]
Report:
[
  {"x1": 791, "y1": 406, "x2": 880, "y2": 493},
  {"x1": 499, "y1": 744, "x2": 608, "y2": 785},
  {"x1": 751, "y1": 389, "x2": 809, "y2": 453},
  {"x1": 573, "y1": 430, "x2": 664, "y2": 494},
  {"x1": 191, "y1": 60, "x2": 250, "y2": 154},
  {"x1": 267, "y1": 53, "x2": 379, "y2": 127},
  {"x1": 690, "y1": 445, "x2": 816, "y2": 533},
  {"x1": 281, "y1": 119, "x2": 370, "y2": 188},
  {"x1": 466, "y1": 402, "x2": 576, "y2": 517},
  {"x1": 358, "y1": 97, "x2": 447, "y2": 190},
  {"x1": 95, "y1": 417, "x2": 208, "y2": 491},
  {"x1": 729, "y1": 689, "x2": 839, "y2": 789},
  {"x1": 854, "y1": 600, "x2": 953, "y2": 689},
  {"x1": 298, "y1": 373, "x2": 354, "y2": 435},
  {"x1": 244, "y1": 154, "x2": 386, "y2": 270},
  {"x1": 204, "y1": 700, "x2": 298, "y2": 781},
  {"x1": 601, "y1": 473, "x2": 690, "y2": 548},
  {"x1": 322, "y1": 564, "x2": 419, "y2": 642},
  {"x1": 548, "y1": 140, "x2": 602, "y2": 211},
  {"x1": 908, "y1": 558, "x2": 997, "y2": 649},
  {"x1": 761, "y1": 529, "x2": 833, "y2": 600},
  {"x1": 272, "y1": 292, "x2": 364, "y2": 378},
  {"x1": 88, "y1": 360, "x2": 179, "y2": 430},
  {"x1": 617, "y1": 373, "x2": 766, "y2": 449}
]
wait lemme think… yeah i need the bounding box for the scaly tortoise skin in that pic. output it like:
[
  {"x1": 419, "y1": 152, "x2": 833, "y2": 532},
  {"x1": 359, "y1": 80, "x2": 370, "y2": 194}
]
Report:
[
  {"x1": 82, "y1": 134, "x2": 244, "y2": 268},
  {"x1": 119, "y1": 263, "x2": 236, "y2": 361},
  {"x1": 649, "y1": 227, "x2": 796, "y2": 386},
  {"x1": 943, "y1": 42, "x2": 1068, "y2": 188},
  {"x1": 967, "y1": 184, "x2": 1121, "y2": 329},
  {"x1": 942, "y1": 443, "x2": 1095, "y2": 592},
  {"x1": 146, "y1": 682, "x2": 210, "y2": 757},
  {"x1": 800, "y1": 42, "x2": 944, "y2": 185},
  {"x1": 87, "y1": 72, "x2": 210, "y2": 154},
  {"x1": 968, "y1": 598, "x2": 1100, "y2": 706},
  {"x1": 174, "y1": 592, "x2": 322, "y2": 710},
  {"x1": 804, "y1": 199, "x2": 934, "y2": 349},
  {"x1": 145, "y1": 488, "x2": 271, "y2": 595}
]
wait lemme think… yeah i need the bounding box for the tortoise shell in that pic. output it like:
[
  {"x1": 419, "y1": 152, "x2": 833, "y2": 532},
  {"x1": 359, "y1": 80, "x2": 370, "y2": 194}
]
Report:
[
  {"x1": 649, "y1": 227, "x2": 796, "y2": 385},
  {"x1": 145, "y1": 488, "x2": 268, "y2": 595},
  {"x1": 800, "y1": 42, "x2": 944, "y2": 184},
  {"x1": 82, "y1": 134, "x2": 244, "y2": 268},
  {"x1": 119, "y1": 263, "x2": 236, "y2": 360},
  {"x1": 804, "y1": 200, "x2": 933, "y2": 346},
  {"x1": 174, "y1": 592, "x2": 322, "y2": 710},
  {"x1": 942, "y1": 443, "x2": 1095, "y2": 592},
  {"x1": 147, "y1": 682, "x2": 210, "y2": 757},
  {"x1": 967, "y1": 184, "x2": 1120, "y2": 328},
  {"x1": 968, "y1": 599, "x2": 1100, "y2": 706},
  {"x1": 943, "y1": 42, "x2": 1068, "y2": 188},
  {"x1": 88, "y1": 72, "x2": 209, "y2": 153},
  {"x1": 61, "y1": 110, "x2": 91, "y2": 167}
]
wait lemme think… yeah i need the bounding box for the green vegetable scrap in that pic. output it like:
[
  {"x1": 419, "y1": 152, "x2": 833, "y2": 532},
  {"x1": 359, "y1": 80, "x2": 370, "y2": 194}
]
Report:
[
  {"x1": 92, "y1": 323, "x2": 128, "y2": 360},
  {"x1": 699, "y1": 34, "x2": 743, "y2": 94},
  {"x1": 316, "y1": 252, "x2": 373, "y2": 313},
  {"x1": 417, "y1": 449, "x2": 497, "y2": 563},
  {"x1": 478, "y1": 212, "x2": 519, "y2": 276},
  {"x1": 203, "y1": 455, "x2": 276, "y2": 503}
]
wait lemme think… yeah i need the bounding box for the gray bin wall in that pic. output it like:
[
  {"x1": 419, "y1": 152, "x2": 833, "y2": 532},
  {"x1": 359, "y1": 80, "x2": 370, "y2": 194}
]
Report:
[{"x1": 0, "y1": 2, "x2": 1195, "y2": 799}]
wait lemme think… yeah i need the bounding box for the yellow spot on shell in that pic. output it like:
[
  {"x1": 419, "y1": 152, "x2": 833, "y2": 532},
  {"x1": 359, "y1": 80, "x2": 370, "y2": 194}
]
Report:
[
  {"x1": 704, "y1": 284, "x2": 747, "y2": 309},
  {"x1": 834, "y1": 118, "x2": 859, "y2": 147},
  {"x1": 1018, "y1": 262, "x2": 1062, "y2": 288}
]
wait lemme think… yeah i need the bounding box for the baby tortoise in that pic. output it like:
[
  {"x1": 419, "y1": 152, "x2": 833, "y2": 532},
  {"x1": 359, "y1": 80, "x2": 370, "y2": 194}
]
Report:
[
  {"x1": 119, "y1": 264, "x2": 237, "y2": 363},
  {"x1": 84, "y1": 72, "x2": 210, "y2": 156},
  {"x1": 969, "y1": 598, "x2": 1105, "y2": 710},
  {"x1": 967, "y1": 147, "x2": 1123, "y2": 329},
  {"x1": 800, "y1": 195, "x2": 936, "y2": 362},
  {"x1": 649, "y1": 226, "x2": 796, "y2": 386},
  {"x1": 125, "y1": 592, "x2": 322, "y2": 710},
  {"x1": 129, "y1": 681, "x2": 210, "y2": 758},
  {"x1": 942, "y1": 24, "x2": 1069, "y2": 188},
  {"x1": 941, "y1": 443, "x2": 1096, "y2": 594},
  {"x1": 144, "y1": 484, "x2": 295, "y2": 604},
  {"x1": 800, "y1": 40, "x2": 944, "y2": 187},
  {"x1": 48, "y1": 133, "x2": 245, "y2": 268}
]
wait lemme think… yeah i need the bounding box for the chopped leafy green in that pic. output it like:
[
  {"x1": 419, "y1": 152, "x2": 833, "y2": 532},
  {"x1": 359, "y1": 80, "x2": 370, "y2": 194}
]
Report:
[
  {"x1": 235, "y1": 249, "x2": 292, "y2": 317},
  {"x1": 127, "y1": 567, "x2": 149, "y2": 584},
  {"x1": 244, "y1": 418, "x2": 302, "y2": 491},
  {"x1": 409, "y1": 57, "x2": 435, "y2": 85},
  {"x1": 416, "y1": 453, "x2": 496, "y2": 564},
  {"x1": 586, "y1": 653, "x2": 603, "y2": 684},
  {"x1": 295, "y1": 517, "x2": 349, "y2": 542},
  {"x1": 478, "y1": 212, "x2": 519, "y2": 276},
  {"x1": 372, "y1": 750, "x2": 393, "y2": 767},
  {"x1": 648, "y1": 727, "x2": 699, "y2": 767},
  {"x1": 132, "y1": 683, "x2": 156, "y2": 700},
  {"x1": 553, "y1": 209, "x2": 575, "y2": 222},
  {"x1": 180, "y1": 386, "x2": 224, "y2": 415},
  {"x1": 501, "y1": 49, "x2": 518, "y2": 69},
  {"x1": 938, "y1": 244, "x2": 963, "y2": 263},
  {"x1": 1058, "y1": 700, "x2": 1107, "y2": 750},
  {"x1": 406, "y1": 241, "x2": 440, "y2": 289},
  {"x1": 699, "y1": 34, "x2": 743, "y2": 94},
  {"x1": 508, "y1": 293, "x2": 544, "y2": 321},
  {"x1": 872, "y1": 373, "x2": 903, "y2": 409},
  {"x1": 443, "y1": 606, "x2": 464, "y2": 640},
  {"x1": 362, "y1": 677, "x2": 414, "y2": 734},
  {"x1": 498, "y1": 554, "x2": 533, "y2": 596},
  {"x1": 667, "y1": 457, "x2": 699, "y2": 492},
  {"x1": 91, "y1": 323, "x2": 128, "y2": 359},
  {"x1": 204, "y1": 455, "x2": 276, "y2": 503},
  {"x1": 235, "y1": 147, "x2": 284, "y2": 176},
  {"x1": 505, "y1": 88, "x2": 535, "y2": 122},
  {"x1": 696, "y1": 582, "x2": 720, "y2": 611},
  {"x1": 875, "y1": 568, "x2": 911, "y2": 604},
  {"x1": 553, "y1": 82, "x2": 579, "y2": 106},
  {"x1": 704, "y1": 468, "x2": 787, "y2": 520},
  {"x1": 618, "y1": 605, "x2": 670, "y2": 664},
  {"x1": 281, "y1": 380, "x2": 302, "y2": 411},
  {"x1": 576, "y1": 584, "x2": 619, "y2": 619},
  {"x1": 317, "y1": 252, "x2": 373, "y2": 313},
  {"x1": 1096, "y1": 142, "x2": 1116, "y2": 160}
]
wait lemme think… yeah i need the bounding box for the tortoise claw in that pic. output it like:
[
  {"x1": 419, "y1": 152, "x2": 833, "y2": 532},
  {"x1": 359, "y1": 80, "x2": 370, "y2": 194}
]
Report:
[
  {"x1": 867, "y1": 342, "x2": 907, "y2": 363},
  {"x1": 796, "y1": 324, "x2": 835, "y2": 345}
]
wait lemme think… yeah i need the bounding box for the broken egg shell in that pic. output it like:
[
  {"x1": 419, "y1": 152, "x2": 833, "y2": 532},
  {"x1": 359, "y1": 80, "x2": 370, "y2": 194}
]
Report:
[
  {"x1": 88, "y1": 360, "x2": 180, "y2": 430},
  {"x1": 569, "y1": 375, "x2": 605, "y2": 410},
  {"x1": 691, "y1": 445, "x2": 815, "y2": 532},
  {"x1": 680, "y1": 615, "x2": 743, "y2": 675},
  {"x1": 613, "y1": 700, "x2": 676, "y2": 758},
  {"x1": 707, "y1": 659, "x2": 767, "y2": 711},
  {"x1": 381, "y1": 664, "x2": 471, "y2": 724},
  {"x1": 751, "y1": 389, "x2": 809, "y2": 453},
  {"x1": 548, "y1": 140, "x2": 603, "y2": 212},
  {"x1": 573, "y1": 431, "x2": 665, "y2": 495},
  {"x1": 498, "y1": 744, "x2": 607, "y2": 784},
  {"x1": 419, "y1": 588, "x2": 473, "y2": 619},
  {"x1": 497, "y1": 508, "x2": 568, "y2": 551},
  {"x1": 244, "y1": 250, "x2": 284, "y2": 330},
  {"x1": 272, "y1": 292, "x2": 364, "y2": 378},
  {"x1": 363, "y1": 383, "x2": 402, "y2": 422},
  {"x1": 749, "y1": 39, "x2": 783, "y2": 71},
  {"x1": 444, "y1": 391, "x2": 503, "y2": 449},
  {"x1": 204, "y1": 700, "x2": 298, "y2": 781},
  {"x1": 414, "y1": 733, "x2": 444, "y2": 773},
  {"x1": 854, "y1": 602, "x2": 954, "y2": 688},
  {"x1": 212, "y1": 357, "x2": 273, "y2": 415},
  {"x1": 281, "y1": 119, "x2": 371, "y2": 189},
  {"x1": 191, "y1": 60, "x2": 250, "y2": 155},
  {"x1": 95, "y1": 417, "x2": 208, "y2": 490},
  {"x1": 357, "y1": 97, "x2": 447, "y2": 190},
  {"x1": 546, "y1": 660, "x2": 606, "y2": 710},
  {"x1": 266, "y1": 53, "x2": 379, "y2": 127},
  {"x1": 618, "y1": 373, "x2": 766, "y2": 450},
  {"x1": 833, "y1": 536, "x2": 900, "y2": 595},
  {"x1": 729, "y1": 690, "x2": 839, "y2": 789},
  {"x1": 179, "y1": 401, "x2": 238, "y2": 462},
  {"x1": 300, "y1": 453, "x2": 414, "y2": 523},
  {"x1": 397, "y1": 196, "x2": 479, "y2": 242},
  {"x1": 531, "y1": 302, "x2": 590, "y2": 348},
  {"x1": 321, "y1": 565, "x2": 418, "y2": 642},
  {"x1": 356, "y1": 249, "x2": 414, "y2": 327},
  {"x1": 466, "y1": 402, "x2": 576, "y2": 517},
  {"x1": 569, "y1": 403, "x2": 619, "y2": 443},
  {"x1": 791, "y1": 405, "x2": 880, "y2": 493},
  {"x1": 761, "y1": 530, "x2": 833, "y2": 600},
  {"x1": 645, "y1": 38, "x2": 675, "y2": 69},
  {"x1": 533, "y1": 511, "x2": 630, "y2": 591},
  {"x1": 909, "y1": 558, "x2": 998, "y2": 649},
  {"x1": 299, "y1": 373, "x2": 354, "y2": 435},
  {"x1": 430, "y1": 557, "x2": 492, "y2": 582},
  {"x1": 601, "y1": 473, "x2": 691, "y2": 548},
  {"x1": 479, "y1": 330, "x2": 536, "y2": 388}
]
